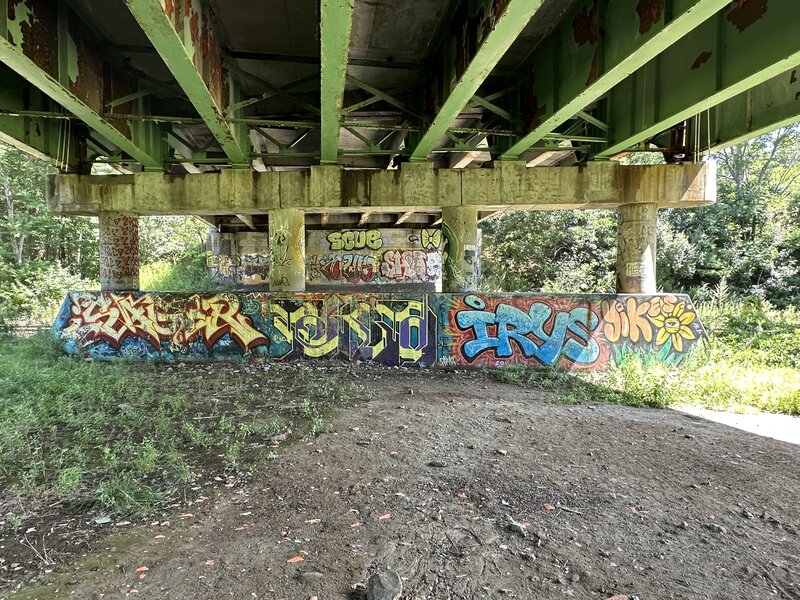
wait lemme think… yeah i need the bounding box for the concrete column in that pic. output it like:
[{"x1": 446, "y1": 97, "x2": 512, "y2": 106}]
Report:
[
  {"x1": 269, "y1": 208, "x2": 305, "y2": 292},
  {"x1": 441, "y1": 205, "x2": 479, "y2": 292},
  {"x1": 98, "y1": 212, "x2": 139, "y2": 291},
  {"x1": 616, "y1": 203, "x2": 657, "y2": 294}
]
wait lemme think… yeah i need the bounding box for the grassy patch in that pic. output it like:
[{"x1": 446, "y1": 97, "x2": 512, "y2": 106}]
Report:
[
  {"x1": 0, "y1": 335, "x2": 367, "y2": 519},
  {"x1": 491, "y1": 299, "x2": 800, "y2": 415}
]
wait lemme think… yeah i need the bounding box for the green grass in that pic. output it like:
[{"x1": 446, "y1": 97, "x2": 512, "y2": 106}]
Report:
[
  {"x1": 0, "y1": 335, "x2": 367, "y2": 519},
  {"x1": 140, "y1": 249, "x2": 214, "y2": 292},
  {"x1": 491, "y1": 298, "x2": 800, "y2": 415}
]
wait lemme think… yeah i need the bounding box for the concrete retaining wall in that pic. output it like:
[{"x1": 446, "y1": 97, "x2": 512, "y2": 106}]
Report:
[{"x1": 53, "y1": 292, "x2": 706, "y2": 369}]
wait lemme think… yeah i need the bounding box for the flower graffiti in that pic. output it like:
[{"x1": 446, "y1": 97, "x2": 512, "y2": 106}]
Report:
[
  {"x1": 648, "y1": 300, "x2": 697, "y2": 352},
  {"x1": 54, "y1": 292, "x2": 706, "y2": 369}
]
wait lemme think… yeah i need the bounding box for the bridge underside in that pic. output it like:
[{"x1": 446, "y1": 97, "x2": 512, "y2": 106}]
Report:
[
  {"x1": 0, "y1": 0, "x2": 795, "y2": 172},
  {"x1": 2, "y1": 0, "x2": 796, "y2": 366}
]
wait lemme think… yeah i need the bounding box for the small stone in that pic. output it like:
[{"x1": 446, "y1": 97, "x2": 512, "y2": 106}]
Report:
[
  {"x1": 297, "y1": 571, "x2": 324, "y2": 585},
  {"x1": 495, "y1": 449, "x2": 508, "y2": 456},
  {"x1": 427, "y1": 460, "x2": 447, "y2": 468},
  {"x1": 356, "y1": 440, "x2": 371, "y2": 447},
  {"x1": 398, "y1": 425, "x2": 408, "y2": 431},
  {"x1": 741, "y1": 508, "x2": 754, "y2": 519},
  {"x1": 499, "y1": 588, "x2": 513, "y2": 595},
  {"x1": 467, "y1": 444, "x2": 476, "y2": 449},
  {"x1": 705, "y1": 523, "x2": 727, "y2": 535},
  {"x1": 679, "y1": 521, "x2": 689, "y2": 529},
  {"x1": 518, "y1": 550, "x2": 536, "y2": 561},
  {"x1": 367, "y1": 570, "x2": 402, "y2": 600}
]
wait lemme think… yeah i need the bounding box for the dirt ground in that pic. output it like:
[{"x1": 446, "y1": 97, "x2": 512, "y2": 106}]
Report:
[{"x1": 3, "y1": 368, "x2": 800, "y2": 599}]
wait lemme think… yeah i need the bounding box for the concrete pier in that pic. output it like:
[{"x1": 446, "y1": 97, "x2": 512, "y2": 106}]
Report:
[
  {"x1": 616, "y1": 202, "x2": 658, "y2": 294},
  {"x1": 442, "y1": 205, "x2": 479, "y2": 292},
  {"x1": 98, "y1": 213, "x2": 139, "y2": 291},
  {"x1": 269, "y1": 208, "x2": 306, "y2": 292}
]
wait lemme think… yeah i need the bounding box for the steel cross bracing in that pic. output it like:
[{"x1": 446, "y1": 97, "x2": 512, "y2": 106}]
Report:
[{"x1": 0, "y1": 0, "x2": 796, "y2": 172}]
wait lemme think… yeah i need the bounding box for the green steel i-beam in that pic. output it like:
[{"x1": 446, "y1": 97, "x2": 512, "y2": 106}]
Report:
[
  {"x1": 691, "y1": 66, "x2": 800, "y2": 153},
  {"x1": 320, "y1": 0, "x2": 355, "y2": 164},
  {"x1": 409, "y1": 0, "x2": 544, "y2": 162},
  {"x1": 500, "y1": 0, "x2": 729, "y2": 160},
  {"x1": 0, "y1": 35, "x2": 161, "y2": 168},
  {"x1": 124, "y1": 0, "x2": 249, "y2": 167},
  {"x1": 599, "y1": 0, "x2": 800, "y2": 158}
]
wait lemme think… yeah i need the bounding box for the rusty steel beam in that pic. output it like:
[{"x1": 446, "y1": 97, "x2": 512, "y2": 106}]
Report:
[
  {"x1": 125, "y1": 0, "x2": 249, "y2": 166},
  {"x1": 410, "y1": 0, "x2": 544, "y2": 161},
  {"x1": 0, "y1": 0, "x2": 162, "y2": 168},
  {"x1": 500, "y1": 0, "x2": 729, "y2": 159},
  {"x1": 320, "y1": 0, "x2": 355, "y2": 164},
  {"x1": 688, "y1": 66, "x2": 800, "y2": 154},
  {"x1": 600, "y1": 0, "x2": 800, "y2": 157}
]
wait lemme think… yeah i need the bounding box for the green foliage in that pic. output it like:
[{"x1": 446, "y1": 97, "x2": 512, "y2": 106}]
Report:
[
  {"x1": 140, "y1": 246, "x2": 214, "y2": 292},
  {"x1": 139, "y1": 216, "x2": 208, "y2": 265},
  {"x1": 480, "y1": 127, "x2": 800, "y2": 306},
  {"x1": 480, "y1": 210, "x2": 616, "y2": 293},
  {"x1": 0, "y1": 144, "x2": 101, "y2": 329},
  {"x1": 0, "y1": 263, "x2": 97, "y2": 330}
]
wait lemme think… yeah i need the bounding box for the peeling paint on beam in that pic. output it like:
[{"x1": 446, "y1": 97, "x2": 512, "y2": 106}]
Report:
[
  {"x1": 320, "y1": 0, "x2": 355, "y2": 164},
  {"x1": 124, "y1": 0, "x2": 248, "y2": 166},
  {"x1": 691, "y1": 66, "x2": 800, "y2": 153},
  {"x1": 410, "y1": 0, "x2": 545, "y2": 162},
  {"x1": 501, "y1": 0, "x2": 729, "y2": 160},
  {"x1": 600, "y1": 0, "x2": 800, "y2": 157},
  {"x1": 0, "y1": 1, "x2": 161, "y2": 168}
]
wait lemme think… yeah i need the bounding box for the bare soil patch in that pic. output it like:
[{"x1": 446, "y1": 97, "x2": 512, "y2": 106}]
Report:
[{"x1": 3, "y1": 367, "x2": 799, "y2": 599}]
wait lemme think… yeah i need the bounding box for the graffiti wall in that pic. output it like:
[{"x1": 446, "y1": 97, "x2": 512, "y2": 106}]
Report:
[
  {"x1": 206, "y1": 232, "x2": 271, "y2": 287},
  {"x1": 205, "y1": 228, "x2": 444, "y2": 290},
  {"x1": 306, "y1": 228, "x2": 443, "y2": 290},
  {"x1": 53, "y1": 292, "x2": 706, "y2": 369}
]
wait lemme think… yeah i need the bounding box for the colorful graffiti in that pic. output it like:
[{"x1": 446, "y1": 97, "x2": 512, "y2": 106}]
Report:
[
  {"x1": 307, "y1": 228, "x2": 442, "y2": 288},
  {"x1": 452, "y1": 294, "x2": 599, "y2": 367},
  {"x1": 446, "y1": 294, "x2": 705, "y2": 368},
  {"x1": 54, "y1": 292, "x2": 706, "y2": 369},
  {"x1": 99, "y1": 214, "x2": 139, "y2": 289}
]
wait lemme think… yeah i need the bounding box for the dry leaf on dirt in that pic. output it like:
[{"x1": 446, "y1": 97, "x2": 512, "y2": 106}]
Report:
[{"x1": 287, "y1": 556, "x2": 304, "y2": 564}]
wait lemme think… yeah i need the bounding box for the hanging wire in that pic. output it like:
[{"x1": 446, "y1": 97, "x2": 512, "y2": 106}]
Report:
[
  {"x1": 65, "y1": 114, "x2": 72, "y2": 169},
  {"x1": 56, "y1": 110, "x2": 64, "y2": 170}
]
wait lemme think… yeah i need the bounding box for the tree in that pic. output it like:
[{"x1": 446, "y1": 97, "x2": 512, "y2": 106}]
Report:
[{"x1": 480, "y1": 210, "x2": 616, "y2": 293}]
